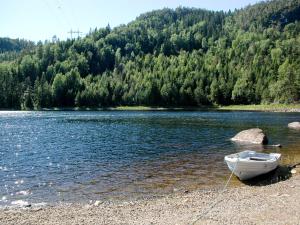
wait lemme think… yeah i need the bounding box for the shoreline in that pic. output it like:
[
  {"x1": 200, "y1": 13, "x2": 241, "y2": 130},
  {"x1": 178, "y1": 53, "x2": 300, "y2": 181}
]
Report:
[
  {"x1": 1, "y1": 104, "x2": 300, "y2": 112},
  {"x1": 1, "y1": 173, "x2": 299, "y2": 225},
  {"x1": 218, "y1": 104, "x2": 300, "y2": 112}
]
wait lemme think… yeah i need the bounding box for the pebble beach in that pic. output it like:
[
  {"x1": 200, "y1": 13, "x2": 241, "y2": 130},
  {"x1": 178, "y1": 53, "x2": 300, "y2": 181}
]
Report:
[{"x1": 0, "y1": 171, "x2": 299, "y2": 225}]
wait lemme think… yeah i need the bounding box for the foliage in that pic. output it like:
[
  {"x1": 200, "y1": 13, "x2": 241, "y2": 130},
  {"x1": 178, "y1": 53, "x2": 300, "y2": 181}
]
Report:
[{"x1": 0, "y1": 0, "x2": 300, "y2": 109}]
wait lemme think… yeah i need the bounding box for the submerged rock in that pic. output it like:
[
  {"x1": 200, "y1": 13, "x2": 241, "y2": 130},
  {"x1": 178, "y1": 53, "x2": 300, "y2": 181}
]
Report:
[
  {"x1": 11, "y1": 200, "x2": 31, "y2": 207},
  {"x1": 231, "y1": 128, "x2": 268, "y2": 145},
  {"x1": 288, "y1": 122, "x2": 300, "y2": 129}
]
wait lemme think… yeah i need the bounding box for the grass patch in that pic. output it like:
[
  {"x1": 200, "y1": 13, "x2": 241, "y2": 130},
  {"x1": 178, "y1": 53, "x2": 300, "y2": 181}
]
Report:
[
  {"x1": 218, "y1": 104, "x2": 300, "y2": 112},
  {"x1": 114, "y1": 106, "x2": 165, "y2": 111},
  {"x1": 40, "y1": 105, "x2": 214, "y2": 111},
  {"x1": 16, "y1": 104, "x2": 300, "y2": 112}
]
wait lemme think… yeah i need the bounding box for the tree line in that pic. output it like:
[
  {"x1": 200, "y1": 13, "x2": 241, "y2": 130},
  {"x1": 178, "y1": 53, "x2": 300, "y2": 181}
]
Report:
[{"x1": 0, "y1": 0, "x2": 300, "y2": 109}]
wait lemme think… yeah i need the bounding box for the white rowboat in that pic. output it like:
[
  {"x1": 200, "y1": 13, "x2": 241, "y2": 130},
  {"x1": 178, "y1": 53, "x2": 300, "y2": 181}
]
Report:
[{"x1": 224, "y1": 150, "x2": 281, "y2": 180}]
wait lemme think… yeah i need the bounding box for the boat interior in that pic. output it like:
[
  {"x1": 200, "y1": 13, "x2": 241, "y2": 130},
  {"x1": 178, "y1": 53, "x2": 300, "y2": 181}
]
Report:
[{"x1": 237, "y1": 151, "x2": 279, "y2": 161}]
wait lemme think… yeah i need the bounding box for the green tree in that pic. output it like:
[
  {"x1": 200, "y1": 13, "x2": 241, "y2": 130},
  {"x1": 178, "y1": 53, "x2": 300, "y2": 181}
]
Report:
[{"x1": 270, "y1": 59, "x2": 298, "y2": 103}]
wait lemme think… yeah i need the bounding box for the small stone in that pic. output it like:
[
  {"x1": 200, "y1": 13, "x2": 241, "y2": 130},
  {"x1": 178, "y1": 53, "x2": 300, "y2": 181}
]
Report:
[
  {"x1": 291, "y1": 169, "x2": 297, "y2": 174},
  {"x1": 11, "y1": 200, "x2": 31, "y2": 207},
  {"x1": 32, "y1": 207, "x2": 42, "y2": 212},
  {"x1": 16, "y1": 190, "x2": 30, "y2": 196},
  {"x1": 183, "y1": 199, "x2": 189, "y2": 203},
  {"x1": 288, "y1": 122, "x2": 300, "y2": 129},
  {"x1": 84, "y1": 204, "x2": 91, "y2": 209},
  {"x1": 270, "y1": 193, "x2": 279, "y2": 197},
  {"x1": 33, "y1": 202, "x2": 47, "y2": 207},
  {"x1": 94, "y1": 200, "x2": 102, "y2": 206},
  {"x1": 280, "y1": 194, "x2": 290, "y2": 197}
]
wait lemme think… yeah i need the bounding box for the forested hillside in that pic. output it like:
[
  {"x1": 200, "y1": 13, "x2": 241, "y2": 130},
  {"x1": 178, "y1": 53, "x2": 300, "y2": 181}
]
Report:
[
  {"x1": 0, "y1": 0, "x2": 299, "y2": 109},
  {"x1": 0, "y1": 38, "x2": 34, "y2": 62}
]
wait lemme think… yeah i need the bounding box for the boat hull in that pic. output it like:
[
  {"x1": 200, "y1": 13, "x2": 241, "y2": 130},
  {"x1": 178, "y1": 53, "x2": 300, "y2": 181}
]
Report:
[{"x1": 224, "y1": 151, "x2": 281, "y2": 181}]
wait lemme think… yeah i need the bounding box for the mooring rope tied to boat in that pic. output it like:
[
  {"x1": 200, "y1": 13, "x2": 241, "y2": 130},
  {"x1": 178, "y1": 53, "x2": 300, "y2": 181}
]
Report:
[
  {"x1": 189, "y1": 158, "x2": 239, "y2": 225},
  {"x1": 291, "y1": 162, "x2": 300, "y2": 168}
]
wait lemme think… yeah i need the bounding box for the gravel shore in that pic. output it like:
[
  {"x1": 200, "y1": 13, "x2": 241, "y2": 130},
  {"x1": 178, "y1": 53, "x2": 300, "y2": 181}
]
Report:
[{"x1": 0, "y1": 171, "x2": 299, "y2": 225}]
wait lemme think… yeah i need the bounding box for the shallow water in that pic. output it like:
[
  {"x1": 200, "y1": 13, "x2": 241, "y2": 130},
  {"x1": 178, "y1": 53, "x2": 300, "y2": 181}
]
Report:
[{"x1": 0, "y1": 111, "x2": 299, "y2": 206}]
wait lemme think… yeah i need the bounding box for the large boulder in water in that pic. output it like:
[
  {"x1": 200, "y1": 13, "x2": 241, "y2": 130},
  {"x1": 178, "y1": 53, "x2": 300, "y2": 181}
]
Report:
[
  {"x1": 288, "y1": 122, "x2": 300, "y2": 129},
  {"x1": 231, "y1": 128, "x2": 268, "y2": 145}
]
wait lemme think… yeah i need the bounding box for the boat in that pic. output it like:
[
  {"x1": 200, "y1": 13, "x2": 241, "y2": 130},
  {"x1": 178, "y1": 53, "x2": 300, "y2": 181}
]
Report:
[{"x1": 224, "y1": 150, "x2": 281, "y2": 180}]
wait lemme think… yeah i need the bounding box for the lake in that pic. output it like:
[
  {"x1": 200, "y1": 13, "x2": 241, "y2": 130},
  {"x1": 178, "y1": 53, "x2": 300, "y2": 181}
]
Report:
[{"x1": 0, "y1": 110, "x2": 300, "y2": 206}]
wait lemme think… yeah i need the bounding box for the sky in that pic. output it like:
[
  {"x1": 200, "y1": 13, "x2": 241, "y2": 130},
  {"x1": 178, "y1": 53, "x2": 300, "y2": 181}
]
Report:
[{"x1": 1, "y1": 0, "x2": 260, "y2": 42}]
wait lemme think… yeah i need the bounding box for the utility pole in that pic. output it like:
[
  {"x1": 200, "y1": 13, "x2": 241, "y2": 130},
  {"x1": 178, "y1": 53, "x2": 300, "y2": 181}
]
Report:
[
  {"x1": 68, "y1": 29, "x2": 83, "y2": 39},
  {"x1": 68, "y1": 29, "x2": 73, "y2": 39}
]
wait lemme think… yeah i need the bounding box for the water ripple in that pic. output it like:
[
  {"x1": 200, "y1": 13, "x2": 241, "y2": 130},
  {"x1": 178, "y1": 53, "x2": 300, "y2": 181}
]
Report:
[{"x1": 0, "y1": 111, "x2": 300, "y2": 206}]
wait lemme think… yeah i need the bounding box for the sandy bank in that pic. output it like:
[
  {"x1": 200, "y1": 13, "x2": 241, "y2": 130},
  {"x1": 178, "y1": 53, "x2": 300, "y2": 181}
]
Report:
[{"x1": 0, "y1": 173, "x2": 299, "y2": 225}]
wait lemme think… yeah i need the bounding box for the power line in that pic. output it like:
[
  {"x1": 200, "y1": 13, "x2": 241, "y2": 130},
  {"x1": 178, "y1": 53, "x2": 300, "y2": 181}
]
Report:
[{"x1": 68, "y1": 29, "x2": 83, "y2": 39}]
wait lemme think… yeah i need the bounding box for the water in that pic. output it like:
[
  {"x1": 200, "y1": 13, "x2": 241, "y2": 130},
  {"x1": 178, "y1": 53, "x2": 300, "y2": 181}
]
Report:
[{"x1": 0, "y1": 111, "x2": 300, "y2": 206}]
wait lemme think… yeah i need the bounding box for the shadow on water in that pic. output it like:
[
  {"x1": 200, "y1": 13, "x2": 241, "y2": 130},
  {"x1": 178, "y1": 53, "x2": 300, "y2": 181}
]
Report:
[{"x1": 241, "y1": 165, "x2": 293, "y2": 186}]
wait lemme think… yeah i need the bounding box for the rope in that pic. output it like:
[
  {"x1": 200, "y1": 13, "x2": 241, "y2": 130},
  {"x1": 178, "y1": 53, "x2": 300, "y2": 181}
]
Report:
[
  {"x1": 290, "y1": 162, "x2": 300, "y2": 168},
  {"x1": 189, "y1": 157, "x2": 239, "y2": 225}
]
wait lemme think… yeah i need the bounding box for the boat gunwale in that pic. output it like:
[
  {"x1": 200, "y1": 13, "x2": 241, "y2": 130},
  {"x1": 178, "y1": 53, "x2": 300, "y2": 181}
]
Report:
[{"x1": 224, "y1": 152, "x2": 281, "y2": 163}]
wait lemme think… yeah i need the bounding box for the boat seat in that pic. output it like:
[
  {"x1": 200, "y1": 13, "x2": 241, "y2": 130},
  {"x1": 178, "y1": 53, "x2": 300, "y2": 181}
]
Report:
[{"x1": 249, "y1": 157, "x2": 268, "y2": 161}]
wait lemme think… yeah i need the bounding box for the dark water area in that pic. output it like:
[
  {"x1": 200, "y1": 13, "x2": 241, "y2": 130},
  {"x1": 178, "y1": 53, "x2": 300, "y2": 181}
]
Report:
[{"x1": 0, "y1": 111, "x2": 300, "y2": 206}]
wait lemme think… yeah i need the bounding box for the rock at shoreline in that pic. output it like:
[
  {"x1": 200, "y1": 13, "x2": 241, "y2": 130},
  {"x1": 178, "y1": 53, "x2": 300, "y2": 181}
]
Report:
[
  {"x1": 11, "y1": 200, "x2": 31, "y2": 208},
  {"x1": 231, "y1": 128, "x2": 268, "y2": 145},
  {"x1": 288, "y1": 122, "x2": 300, "y2": 129},
  {"x1": 94, "y1": 200, "x2": 103, "y2": 206}
]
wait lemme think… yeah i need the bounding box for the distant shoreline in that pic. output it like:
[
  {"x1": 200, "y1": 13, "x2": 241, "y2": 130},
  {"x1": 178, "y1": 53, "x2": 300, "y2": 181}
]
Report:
[
  {"x1": 1, "y1": 104, "x2": 300, "y2": 112},
  {"x1": 218, "y1": 104, "x2": 300, "y2": 112}
]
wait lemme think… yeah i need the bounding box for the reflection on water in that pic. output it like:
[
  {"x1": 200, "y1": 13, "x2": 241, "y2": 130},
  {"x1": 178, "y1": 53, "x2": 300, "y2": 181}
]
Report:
[{"x1": 0, "y1": 111, "x2": 300, "y2": 206}]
